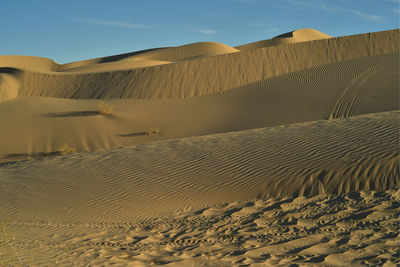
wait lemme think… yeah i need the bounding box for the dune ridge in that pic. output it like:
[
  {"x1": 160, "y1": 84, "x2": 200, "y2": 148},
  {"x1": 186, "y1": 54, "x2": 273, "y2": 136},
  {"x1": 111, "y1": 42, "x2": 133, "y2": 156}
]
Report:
[
  {"x1": 235, "y1": 28, "x2": 332, "y2": 51},
  {"x1": 58, "y1": 42, "x2": 239, "y2": 73},
  {"x1": 0, "y1": 51, "x2": 397, "y2": 161},
  {"x1": 0, "y1": 111, "x2": 398, "y2": 223},
  {"x1": 0, "y1": 29, "x2": 397, "y2": 101}
]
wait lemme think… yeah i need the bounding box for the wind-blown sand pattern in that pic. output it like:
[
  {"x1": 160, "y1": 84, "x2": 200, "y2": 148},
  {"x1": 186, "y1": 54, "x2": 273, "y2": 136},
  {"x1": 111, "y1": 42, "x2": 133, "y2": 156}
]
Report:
[{"x1": 0, "y1": 29, "x2": 399, "y2": 266}]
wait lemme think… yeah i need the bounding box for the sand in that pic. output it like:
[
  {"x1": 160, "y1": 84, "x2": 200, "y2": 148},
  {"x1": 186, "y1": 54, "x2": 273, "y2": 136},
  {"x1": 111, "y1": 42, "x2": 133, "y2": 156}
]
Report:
[{"x1": 0, "y1": 28, "x2": 399, "y2": 266}]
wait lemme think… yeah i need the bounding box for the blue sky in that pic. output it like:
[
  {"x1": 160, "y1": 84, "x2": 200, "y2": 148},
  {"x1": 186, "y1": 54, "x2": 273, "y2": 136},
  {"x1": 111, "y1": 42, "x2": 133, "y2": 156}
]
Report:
[{"x1": 1, "y1": 0, "x2": 399, "y2": 63}]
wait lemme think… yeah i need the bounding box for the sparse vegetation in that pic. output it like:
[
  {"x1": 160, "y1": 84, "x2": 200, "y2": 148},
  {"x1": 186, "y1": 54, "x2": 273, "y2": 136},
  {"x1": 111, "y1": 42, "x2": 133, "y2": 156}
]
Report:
[
  {"x1": 57, "y1": 143, "x2": 76, "y2": 155},
  {"x1": 146, "y1": 128, "x2": 161, "y2": 135},
  {"x1": 98, "y1": 102, "x2": 113, "y2": 115}
]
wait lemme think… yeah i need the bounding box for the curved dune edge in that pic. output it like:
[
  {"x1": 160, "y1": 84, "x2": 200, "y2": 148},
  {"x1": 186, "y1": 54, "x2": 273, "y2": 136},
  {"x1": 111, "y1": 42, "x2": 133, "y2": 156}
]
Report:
[
  {"x1": 0, "y1": 110, "x2": 398, "y2": 222},
  {"x1": 0, "y1": 29, "x2": 398, "y2": 100},
  {"x1": 0, "y1": 41, "x2": 239, "y2": 73},
  {"x1": 0, "y1": 51, "x2": 397, "y2": 161},
  {"x1": 57, "y1": 42, "x2": 240, "y2": 73},
  {"x1": 235, "y1": 28, "x2": 332, "y2": 51}
]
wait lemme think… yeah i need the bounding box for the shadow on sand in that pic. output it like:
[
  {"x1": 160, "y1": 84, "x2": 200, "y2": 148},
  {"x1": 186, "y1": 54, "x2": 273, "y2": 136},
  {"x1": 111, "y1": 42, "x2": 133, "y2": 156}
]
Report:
[
  {"x1": 116, "y1": 132, "x2": 148, "y2": 137},
  {"x1": 0, "y1": 151, "x2": 65, "y2": 166},
  {"x1": 43, "y1": 111, "x2": 100, "y2": 117}
]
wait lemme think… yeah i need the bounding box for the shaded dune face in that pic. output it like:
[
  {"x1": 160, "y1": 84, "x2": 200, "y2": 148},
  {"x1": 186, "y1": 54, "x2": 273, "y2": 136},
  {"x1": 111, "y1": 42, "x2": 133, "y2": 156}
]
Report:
[{"x1": 0, "y1": 67, "x2": 22, "y2": 103}]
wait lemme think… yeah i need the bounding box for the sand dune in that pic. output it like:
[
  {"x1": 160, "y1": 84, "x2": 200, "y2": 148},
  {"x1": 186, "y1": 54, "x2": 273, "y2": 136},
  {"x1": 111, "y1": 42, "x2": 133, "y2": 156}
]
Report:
[
  {"x1": 0, "y1": 112, "x2": 398, "y2": 265},
  {"x1": 0, "y1": 70, "x2": 20, "y2": 103},
  {"x1": 115, "y1": 41, "x2": 240, "y2": 62},
  {"x1": 0, "y1": 29, "x2": 397, "y2": 101},
  {"x1": 0, "y1": 55, "x2": 58, "y2": 72},
  {"x1": 1, "y1": 111, "x2": 398, "y2": 221},
  {"x1": 58, "y1": 42, "x2": 239, "y2": 73},
  {"x1": 235, "y1": 28, "x2": 332, "y2": 51},
  {"x1": 0, "y1": 51, "x2": 398, "y2": 161},
  {"x1": 0, "y1": 28, "x2": 399, "y2": 266},
  {"x1": 59, "y1": 59, "x2": 171, "y2": 73}
]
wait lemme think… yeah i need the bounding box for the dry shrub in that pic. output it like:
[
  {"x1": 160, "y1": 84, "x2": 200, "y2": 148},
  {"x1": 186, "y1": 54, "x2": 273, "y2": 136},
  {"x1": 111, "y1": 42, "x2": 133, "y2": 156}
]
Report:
[
  {"x1": 146, "y1": 128, "x2": 161, "y2": 135},
  {"x1": 98, "y1": 102, "x2": 113, "y2": 115},
  {"x1": 57, "y1": 144, "x2": 76, "y2": 155}
]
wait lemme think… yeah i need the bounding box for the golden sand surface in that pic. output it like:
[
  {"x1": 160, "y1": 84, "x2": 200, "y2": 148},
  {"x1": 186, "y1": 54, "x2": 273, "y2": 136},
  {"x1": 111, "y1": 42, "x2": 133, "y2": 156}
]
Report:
[{"x1": 0, "y1": 29, "x2": 398, "y2": 266}]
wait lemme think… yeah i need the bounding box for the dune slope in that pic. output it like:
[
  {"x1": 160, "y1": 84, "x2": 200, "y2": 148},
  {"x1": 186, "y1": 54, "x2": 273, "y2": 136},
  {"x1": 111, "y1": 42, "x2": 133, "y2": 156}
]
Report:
[
  {"x1": 235, "y1": 28, "x2": 332, "y2": 51},
  {"x1": 0, "y1": 111, "x2": 398, "y2": 223},
  {"x1": 0, "y1": 111, "x2": 398, "y2": 265},
  {"x1": 0, "y1": 51, "x2": 398, "y2": 162},
  {"x1": 0, "y1": 29, "x2": 397, "y2": 101}
]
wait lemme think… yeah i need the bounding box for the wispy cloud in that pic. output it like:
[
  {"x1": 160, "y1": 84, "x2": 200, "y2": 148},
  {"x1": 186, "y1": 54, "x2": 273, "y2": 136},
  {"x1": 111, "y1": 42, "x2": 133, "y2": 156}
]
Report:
[
  {"x1": 276, "y1": 0, "x2": 384, "y2": 23},
  {"x1": 321, "y1": 5, "x2": 383, "y2": 23},
  {"x1": 195, "y1": 29, "x2": 219, "y2": 34},
  {"x1": 181, "y1": 26, "x2": 219, "y2": 34},
  {"x1": 73, "y1": 18, "x2": 154, "y2": 29}
]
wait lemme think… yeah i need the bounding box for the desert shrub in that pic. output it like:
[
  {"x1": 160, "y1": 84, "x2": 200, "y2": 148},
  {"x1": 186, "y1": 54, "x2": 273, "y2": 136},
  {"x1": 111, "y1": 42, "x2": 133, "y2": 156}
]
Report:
[
  {"x1": 98, "y1": 102, "x2": 113, "y2": 115},
  {"x1": 57, "y1": 144, "x2": 76, "y2": 155},
  {"x1": 146, "y1": 128, "x2": 160, "y2": 135}
]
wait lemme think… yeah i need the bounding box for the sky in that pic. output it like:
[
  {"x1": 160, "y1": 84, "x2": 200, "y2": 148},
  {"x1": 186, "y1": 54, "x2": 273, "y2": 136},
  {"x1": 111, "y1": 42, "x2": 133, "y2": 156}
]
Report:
[{"x1": 1, "y1": 0, "x2": 399, "y2": 64}]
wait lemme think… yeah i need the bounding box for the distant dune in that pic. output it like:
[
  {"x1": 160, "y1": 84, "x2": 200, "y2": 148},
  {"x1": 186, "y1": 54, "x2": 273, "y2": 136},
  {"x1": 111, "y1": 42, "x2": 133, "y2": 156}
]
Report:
[
  {"x1": 235, "y1": 28, "x2": 332, "y2": 50},
  {"x1": 0, "y1": 29, "x2": 398, "y2": 266},
  {"x1": 0, "y1": 29, "x2": 398, "y2": 101}
]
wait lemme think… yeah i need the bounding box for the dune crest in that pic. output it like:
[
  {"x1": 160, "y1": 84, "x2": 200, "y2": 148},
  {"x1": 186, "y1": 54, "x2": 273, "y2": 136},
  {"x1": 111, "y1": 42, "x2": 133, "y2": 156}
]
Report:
[
  {"x1": 236, "y1": 28, "x2": 332, "y2": 51},
  {"x1": 58, "y1": 42, "x2": 239, "y2": 73},
  {"x1": 123, "y1": 41, "x2": 240, "y2": 62},
  {"x1": 8, "y1": 29, "x2": 399, "y2": 100},
  {"x1": 0, "y1": 55, "x2": 58, "y2": 72}
]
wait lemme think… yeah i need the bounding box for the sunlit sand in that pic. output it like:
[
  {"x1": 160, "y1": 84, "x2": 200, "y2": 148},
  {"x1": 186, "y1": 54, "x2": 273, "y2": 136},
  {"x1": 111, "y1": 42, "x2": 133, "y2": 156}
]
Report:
[{"x1": 0, "y1": 29, "x2": 399, "y2": 266}]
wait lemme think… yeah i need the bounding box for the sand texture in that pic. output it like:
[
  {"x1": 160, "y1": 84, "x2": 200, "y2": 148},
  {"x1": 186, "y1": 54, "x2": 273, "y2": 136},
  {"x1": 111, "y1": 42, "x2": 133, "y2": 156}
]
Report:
[{"x1": 0, "y1": 29, "x2": 399, "y2": 266}]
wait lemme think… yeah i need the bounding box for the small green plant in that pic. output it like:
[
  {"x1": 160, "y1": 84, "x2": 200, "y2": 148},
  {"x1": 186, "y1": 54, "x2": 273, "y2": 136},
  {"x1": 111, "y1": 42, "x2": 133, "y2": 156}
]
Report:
[
  {"x1": 57, "y1": 143, "x2": 76, "y2": 155},
  {"x1": 146, "y1": 128, "x2": 161, "y2": 136},
  {"x1": 98, "y1": 102, "x2": 113, "y2": 115}
]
